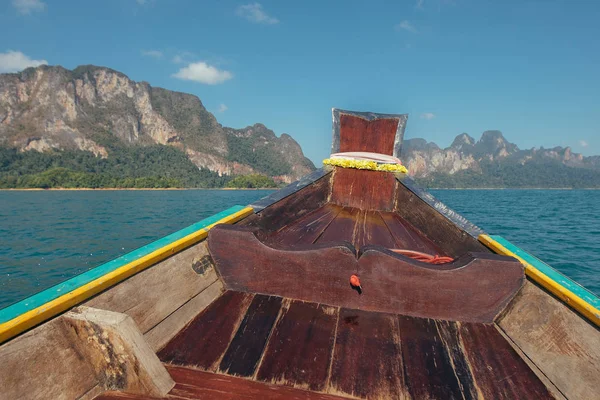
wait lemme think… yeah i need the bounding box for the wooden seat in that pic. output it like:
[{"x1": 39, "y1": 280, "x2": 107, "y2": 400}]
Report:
[{"x1": 207, "y1": 224, "x2": 525, "y2": 323}]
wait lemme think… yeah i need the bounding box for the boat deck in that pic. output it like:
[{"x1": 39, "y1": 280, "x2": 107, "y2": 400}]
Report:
[
  {"x1": 264, "y1": 204, "x2": 446, "y2": 255},
  {"x1": 97, "y1": 290, "x2": 553, "y2": 399}
]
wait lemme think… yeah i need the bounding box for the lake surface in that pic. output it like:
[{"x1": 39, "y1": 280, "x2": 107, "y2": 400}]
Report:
[{"x1": 1, "y1": 189, "x2": 599, "y2": 309}]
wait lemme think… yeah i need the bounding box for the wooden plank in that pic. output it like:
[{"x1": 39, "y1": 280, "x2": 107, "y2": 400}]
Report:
[
  {"x1": 63, "y1": 306, "x2": 174, "y2": 397},
  {"x1": 144, "y1": 280, "x2": 224, "y2": 352},
  {"x1": 315, "y1": 207, "x2": 359, "y2": 248},
  {"x1": 498, "y1": 281, "x2": 600, "y2": 400},
  {"x1": 158, "y1": 291, "x2": 253, "y2": 370},
  {"x1": 269, "y1": 204, "x2": 342, "y2": 247},
  {"x1": 0, "y1": 317, "x2": 98, "y2": 400},
  {"x1": 338, "y1": 113, "x2": 399, "y2": 155},
  {"x1": 210, "y1": 226, "x2": 525, "y2": 322},
  {"x1": 354, "y1": 210, "x2": 397, "y2": 251},
  {"x1": 239, "y1": 174, "x2": 332, "y2": 233},
  {"x1": 481, "y1": 234, "x2": 600, "y2": 327},
  {"x1": 358, "y1": 249, "x2": 524, "y2": 322},
  {"x1": 167, "y1": 365, "x2": 351, "y2": 399},
  {"x1": 256, "y1": 301, "x2": 338, "y2": 391},
  {"x1": 398, "y1": 315, "x2": 472, "y2": 399},
  {"x1": 219, "y1": 294, "x2": 283, "y2": 377},
  {"x1": 328, "y1": 308, "x2": 407, "y2": 399},
  {"x1": 93, "y1": 392, "x2": 163, "y2": 400},
  {"x1": 394, "y1": 182, "x2": 488, "y2": 257},
  {"x1": 459, "y1": 322, "x2": 553, "y2": 399},
  {"x1": 86, "y1": 242, "x2": 218, "y2": 334},
  {"x1": 380, "y1": 212, "x2": 447, "y2": 255},
  {"x1": 330, "y1": 168, "x2": 397, "y2": 211}
]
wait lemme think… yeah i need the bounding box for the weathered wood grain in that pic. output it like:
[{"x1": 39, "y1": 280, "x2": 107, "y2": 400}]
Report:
[
  {"x1": 0, "y1": 317, "x2": 98, "y2": 400},
  {"x1": 219, "y1": 294, "x2": 283, "y2": 377},
  {"x1": 209, "y1": 226, "x2": 525, "y2": 322},
  {"x1": 158, "y1": 290, "x2": 254, "y2": 370},
  {"x1": 330, "y1": 168, "x2": 397, "y2": 211},
  {"x1": 166, "y1": 365, "x2": 351, "y2": 399},
  {"x1": 358, "y1": 249, "x2": 525, "y2": 322},
  {"x1": 86, "y1": 241, "x2": 218, "y2": 334},
  {"x1": 239, "y1": 173, "x2": 332, "y2": 233},
  {"x1": 268, "y1": 204, "x2": 342, "y2": 247},
  {"x1": 338, "y1": 113, "x2": 399, "y2": 155},
  {"x1": 63, "y1": 306, "x2": 174, "y2": 397},
  {"x1": 459, "y1": 322, "x2": 553, "y2": 399},
  {"x1": 394, "y1": 182, "x2": 488, "y2": 257},
  {"x1": 398, "y1": 315, "x2": 471, "y2": 399},
  {"x1": 498, "y1": 281, "x2": 600, "y2": 400},
  {"x1": 144, "y1": 280, "x2": 224, "y2": 352},
  {"x1": 380, "y1": 211, "x2": 446, "y2": 255},
  {"x1": 329, "y1": 308, "x2": 407, "y2": 399},
  {"x1": 353, "y1": 210, "x2": 397, "y2": 251},
  {"x1": 256, "y1": 301, "x2": 338, "y2": 391},
  {"x1": 315, "y1": 206, "x2": 359, "y2": 248}
]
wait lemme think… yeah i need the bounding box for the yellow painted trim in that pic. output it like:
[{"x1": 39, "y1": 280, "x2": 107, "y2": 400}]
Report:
[
  {"x1": 479, "y1": 234, "x2": 600, "y2": 327},
  {"x1": 0, "y1": 206, "x2": 253, "y2": 344}
]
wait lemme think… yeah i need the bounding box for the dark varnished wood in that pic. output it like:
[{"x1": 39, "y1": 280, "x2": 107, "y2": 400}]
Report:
[
  {"x1": 166, "y1": 365, "x2": 351, "y2": 400},
  {"x1": 158, "y1": 291, "x2": 253, "y2": 370},
  {"x1": 315, "y1": 207, "x2": 359, "y2": 248},
  {"x1": 398, "y1": 316, "x2": 473, "y2": 399},
  {"x1": 338, "y1": 113, "x2": 400, "y2": 155},
  {"x1": 239, "y1": 173, "x2": 332, "y2": 233},
  {"x1": 209, "y1": 225, "x2": 525, "y2": 322},
  {"x1": 256, "y1": 301, "x2": 338, "y2": 391},
  {"x1": 93, "y1": 392, "x2": 161, "y2": 400},
  {"x1": 459, "y1": 323, "x2": 554, "y2": 399},
  {"x1": 394, "y1": 182, "x2": 488, "y2": 257},
  {"x1": 380, "y1": 211, "x2": 447, "y2": 255},
  {"x1": 268, "y1": 204, "x2": 342, "y2": 247},
  {"x1": 353, "y1": 210, "x2": 397, "y2": 251},
  {"x1": 330, "y1": 168, "x2": 397, "y2": 211},
  {"x1": 329, "y1": 308, "x2": 407, "y2": 399},
  {"x1": 435, "y1": 320, "x2": 478, "y2": 398},
  {"x1": 358, "y1": 249, "x2": 525, "y2": 322},
  {"x1": 219, "y1": 294, "x2": 283, "y2": 377}
]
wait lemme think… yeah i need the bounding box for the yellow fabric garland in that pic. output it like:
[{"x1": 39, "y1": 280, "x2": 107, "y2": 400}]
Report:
[{"x1": 323, "y1": 157, "x2": 408, "y2": 174}]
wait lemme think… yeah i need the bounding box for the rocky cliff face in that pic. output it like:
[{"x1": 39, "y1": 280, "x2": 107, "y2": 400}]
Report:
[
  {"x1": 402, "y1": 130, "x2": 599, "y2": 179},
  {"x1": 0, "y1": 65, "x2": 314, "y2": 183}
]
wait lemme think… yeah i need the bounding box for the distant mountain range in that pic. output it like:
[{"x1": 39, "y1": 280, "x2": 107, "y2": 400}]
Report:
[
  {"x1": 0, "y1": 64, "x2": 314, "y2": 187},
  {"x1": 402, "y1": 131, "x2": 600, "y2": 188},
  {"x1": 1, "y1": 64, "x2": 599, "y2": 188}
]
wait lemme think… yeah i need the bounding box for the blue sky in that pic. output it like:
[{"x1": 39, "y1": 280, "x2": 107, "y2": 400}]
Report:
[{"x1": 1, "y1": 0, "x2": 598, "y2": 163}]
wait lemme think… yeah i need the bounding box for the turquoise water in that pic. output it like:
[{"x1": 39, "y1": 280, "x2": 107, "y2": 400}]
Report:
[
  {"x1": 0, "y1": 190, "x2": 273, "y2": 309},
  {"x1": 0, "y1": 189, "x2": 598, "y2": 309}
]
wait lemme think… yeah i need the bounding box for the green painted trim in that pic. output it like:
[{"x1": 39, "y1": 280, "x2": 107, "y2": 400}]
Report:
[
  {"x1": 0, "y1": 205, "x2": 247, "y2": 325},
  {"x1": 490, "y1": 235, "x2": 600, "y2": 308}
]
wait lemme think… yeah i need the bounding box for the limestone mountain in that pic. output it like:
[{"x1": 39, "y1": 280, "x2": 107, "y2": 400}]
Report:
[
  {"x1": 0, "y1": 65, "x2": 314, "y2": 183},
  {"x1": 402, "y1": 131, "x2": 600, "y2": 188}
]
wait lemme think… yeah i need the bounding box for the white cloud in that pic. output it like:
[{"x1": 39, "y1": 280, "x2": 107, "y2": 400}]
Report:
[
  {"x1": 218, "y1": 104, "x2": 228, "y2": 113},
  {"x1": 172, "y1": 62, "x2": 233, "y2": 85},
  {"x1": 141, "y1": 50, "x2": 163, "y2": 58},
  {"x1": 415, "y1": 0, "x2": 425, "y2": 10},
  {"x1": 12, "y1": 0, "x2": 45, "y2": 14},
  {"x1": 0, "y1": 50, "x2": 47, "y2": 73},
  {"x1": 236, "y1": 3, "x2": 279, "y2": 25},
  {"x1": 579, "y1": 140, "x2": 588, "y2": 148},
  {"x1": 420, "y1": 112, "x2": 435, "y2": 120},
  {"x1": 396, "y1": 20, "x2": 417, "y2": 33}
]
